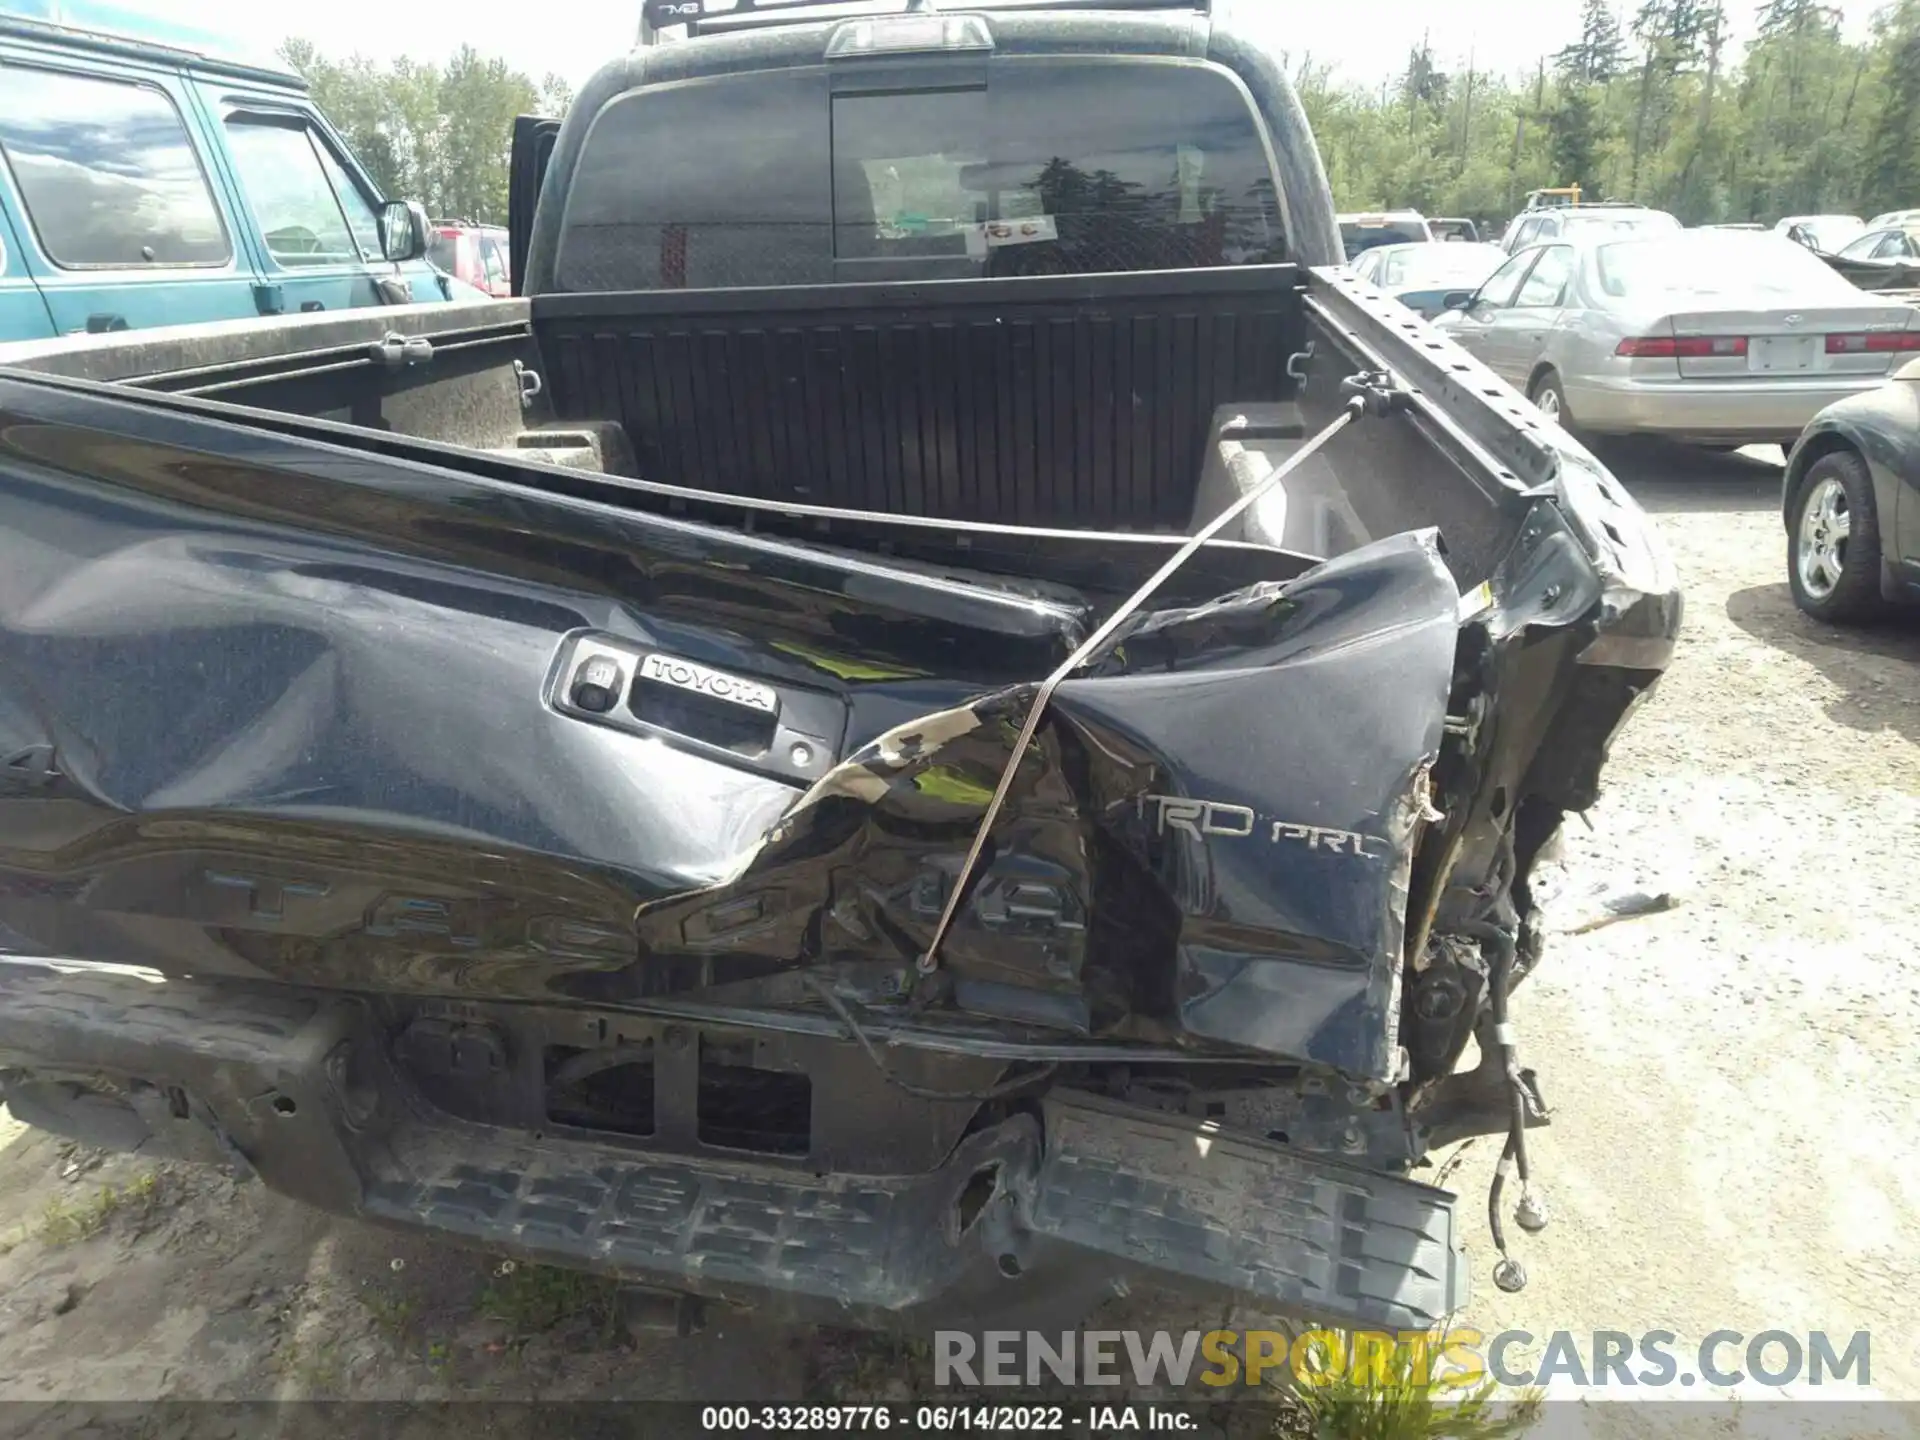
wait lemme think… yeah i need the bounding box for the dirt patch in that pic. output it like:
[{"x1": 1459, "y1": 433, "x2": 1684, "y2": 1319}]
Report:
[
  {"x1": 0, "y1": 1117, "x2": 818, "y2": 1406},
  {"x1": 1, "y1": 441, "x2": 1915, "y2": 1413}
]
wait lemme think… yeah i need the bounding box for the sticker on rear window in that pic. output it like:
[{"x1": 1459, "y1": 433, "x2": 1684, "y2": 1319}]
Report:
[{"x1": 963, "y1": 215, "x2": 1060, "y2": 256}]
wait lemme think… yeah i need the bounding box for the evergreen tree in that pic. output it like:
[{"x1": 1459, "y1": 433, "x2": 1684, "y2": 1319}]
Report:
[
  {"x1": 1556, "y1": 0, "x2": 1627, "y2": 83},
  {"x1": 1861, "y1": 0, "x2": 1920, "y2": 211}
]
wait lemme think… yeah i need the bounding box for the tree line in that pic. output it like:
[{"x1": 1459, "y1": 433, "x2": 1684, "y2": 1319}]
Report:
[
  {"x1": 1293, "y1": 0, "x2": 1920, "y2": 226},
  {"x1": 278, "y1": 40, "x2": 573, "y2": 226}
]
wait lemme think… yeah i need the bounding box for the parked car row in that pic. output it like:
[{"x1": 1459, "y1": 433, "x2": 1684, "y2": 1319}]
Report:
[{"x1": 1343, "y1": 216, "x2": 1920, "y2": 630}]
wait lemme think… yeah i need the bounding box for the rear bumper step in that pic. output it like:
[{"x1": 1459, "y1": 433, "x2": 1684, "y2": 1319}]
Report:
[{"x1": 0, "y1": 960, "x2": 1467, "y2": 1332}]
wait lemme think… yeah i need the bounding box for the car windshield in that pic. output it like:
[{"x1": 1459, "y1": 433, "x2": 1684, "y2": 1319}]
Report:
[
  {"x1": 1340, "y1": 217, "x2": 1428, "y2": 255},
  {"x1": 1837, "y1": 231, "x2": 1879, "y2": 258},
  {"x1": 1596, "y1": 235, "x2": 1862, "y2": 299},
  {"x1": 1796, "y1": 216, "x2": 1866, "y2": 251},
  {"x1": 1380, "y1": 242, "x2": 1506, "y2": 289}
]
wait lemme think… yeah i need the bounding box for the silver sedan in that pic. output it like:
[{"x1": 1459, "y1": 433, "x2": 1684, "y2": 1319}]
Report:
[{"x1": 1430, "y1": 231, "x2": 1920, "y2": 447}]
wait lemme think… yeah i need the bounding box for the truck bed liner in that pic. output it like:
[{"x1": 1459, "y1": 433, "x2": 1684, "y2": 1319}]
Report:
[{"x1": 533, "y1": 266, "x2": 1306, "y2": 531}]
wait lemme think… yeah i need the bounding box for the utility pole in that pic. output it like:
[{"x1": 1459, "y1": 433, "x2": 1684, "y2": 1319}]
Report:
[
  {"x1": 1408, "y1": 29, "x2": 1428, "y2": 138},
  {"x1": 1461, "y1": 44, "x2": 1476, "y2": 171},
  {"x1": 1510, "y1": 58, "x2": 1543, "y2": 209}
]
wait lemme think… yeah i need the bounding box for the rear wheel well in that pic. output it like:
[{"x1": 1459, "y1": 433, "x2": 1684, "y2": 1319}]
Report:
[
  {"x1": 1525, "y1": 363, "x2": 1558, "y2": 396},
  {"x1": 1783, "y1": 433, "x2": 1861, "y2": 529}
]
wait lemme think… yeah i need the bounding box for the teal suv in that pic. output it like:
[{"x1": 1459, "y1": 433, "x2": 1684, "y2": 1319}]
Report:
[{"x1": 0, "y1": 2, "x2": 462, "y2": 340}]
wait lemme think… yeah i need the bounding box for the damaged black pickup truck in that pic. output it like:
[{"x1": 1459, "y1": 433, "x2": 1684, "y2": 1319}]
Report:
[{"x1": 0, "y1": 0, "x2": 1679, "y2": 1339}]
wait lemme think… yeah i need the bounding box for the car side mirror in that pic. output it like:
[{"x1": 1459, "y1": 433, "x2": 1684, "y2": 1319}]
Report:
[
  {"x1": 379, "y1": 200, "x2": 430, "y2": 264},
  {"x1": 1440, "y1": 290, "x2": 1475, "y2": 312}
]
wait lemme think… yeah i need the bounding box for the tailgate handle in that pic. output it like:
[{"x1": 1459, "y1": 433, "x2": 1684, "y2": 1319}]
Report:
[
  {"x1": 553, "y1": 635, "x2": 842, "y2": 784},
  {"x1": 626, "y1": 652, "x2": 782, "y2": 755}
]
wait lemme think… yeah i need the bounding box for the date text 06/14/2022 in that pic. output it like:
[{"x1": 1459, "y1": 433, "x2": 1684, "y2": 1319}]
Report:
[{"x1": 700, "y1": 1404, "x2": 1198, "y2": 1432}]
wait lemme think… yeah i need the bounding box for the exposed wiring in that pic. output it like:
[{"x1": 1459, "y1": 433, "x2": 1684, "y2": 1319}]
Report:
[
  {"x1": 1487, "y1": 1131, "x2": 1517, "y2": 1265},
  {"x1": 1431, "y1": 1134, "x2": 1477, "y2": 1191},
  {"x1": 801, "y1": 974, "x2": 1059, "y2": 1102},
  {"x1": 1463, "y1": 921, "x2": 1532, "y2": 1192},
  {"x1": 1461, "y1": 919, "x2": 1541, "y2": 1292}
]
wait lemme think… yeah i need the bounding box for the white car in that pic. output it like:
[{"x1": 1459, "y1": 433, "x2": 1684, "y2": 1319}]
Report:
[
  {"x1": 1833, "y1": 226, "x2": 1920, "y2": 262},
  {"x1": 1500, "y1": 204, "x2": 1681, "y2": 254},
  {"x1": 1349, "y1": 242, "x2": 1509, "y2": 318}
]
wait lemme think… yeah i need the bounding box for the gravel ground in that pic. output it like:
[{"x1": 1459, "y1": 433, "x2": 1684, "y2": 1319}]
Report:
[
  {"x1": 1, "y1": 440, "x2": 1916, "y2": 1425},
  {"x1": 1448, "y1": 442, "x2": 1920, "y2": 1415}
]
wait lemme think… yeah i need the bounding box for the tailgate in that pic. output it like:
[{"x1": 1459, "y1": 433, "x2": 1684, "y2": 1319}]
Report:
[{"x1": 0, "y1": 356, "x2": 1461, "y2": 1083}]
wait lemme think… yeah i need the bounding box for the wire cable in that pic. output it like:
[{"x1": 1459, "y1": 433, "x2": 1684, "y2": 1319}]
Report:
[{"x1": 801, "y1": 974, "x2": 1059, "y2": 1102}]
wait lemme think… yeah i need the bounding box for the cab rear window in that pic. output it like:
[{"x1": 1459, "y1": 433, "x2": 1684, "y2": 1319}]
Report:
[{"x1": 557, "y1": 57, "x2": 1284, "y2": 291}]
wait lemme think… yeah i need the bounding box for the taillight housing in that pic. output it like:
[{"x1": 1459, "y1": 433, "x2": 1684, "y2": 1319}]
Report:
[
  {"x1": 1615, "y1": 336, "x2": 1749, "y2": 357},
  {"x1": 1825, "y1": 331, "x2": 1920, "y2": 353}
]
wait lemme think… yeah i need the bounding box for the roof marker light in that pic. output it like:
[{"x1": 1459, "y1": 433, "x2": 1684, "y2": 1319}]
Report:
[{"x1": 826, "y1": 12, "x2": 994, "y2": 56}]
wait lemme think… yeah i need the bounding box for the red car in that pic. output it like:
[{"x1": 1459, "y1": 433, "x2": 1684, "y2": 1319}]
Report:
[{"x1": 427, "y1": 221, "x2": 511, "y2": 298}]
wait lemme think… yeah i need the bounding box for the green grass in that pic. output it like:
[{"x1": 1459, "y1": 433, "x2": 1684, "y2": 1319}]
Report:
[
  {"x1": 477, "y1": 1260, "x2": 623, "y2": 1344},
  {"x1": 806, "y1": 1333, "x2": 935, "y2": 1402},
  {"x1": 1286, "y1": 1330, "x2": 1543, "y2": 1440},
  {"x1": 39, "y1": 1171, "x2": 160, "y2": 1246},
  {"x1": 274, "y1": 1337, "x2": 345, "y2": 1395},
  {"x1": 359, "y1": 1286, "x2": 417, "y2": 1345}
]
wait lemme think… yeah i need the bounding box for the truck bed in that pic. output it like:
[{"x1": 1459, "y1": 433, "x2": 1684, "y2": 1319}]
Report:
[
  {"x1": 0, "y1": 265, "x2": 1555, "y2": 591},
  {"x1": 537, "y1": 267, "x2": 1296, "y2": 530}
]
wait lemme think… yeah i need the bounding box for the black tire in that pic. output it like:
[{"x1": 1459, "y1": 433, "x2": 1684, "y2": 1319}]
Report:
[
  {"x1": 1786, "y1": 449, "x2": 1884, "y2": 623},
  {"x1": 1526, "y1": 370, "x2": 1577, "y2": 437}
]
